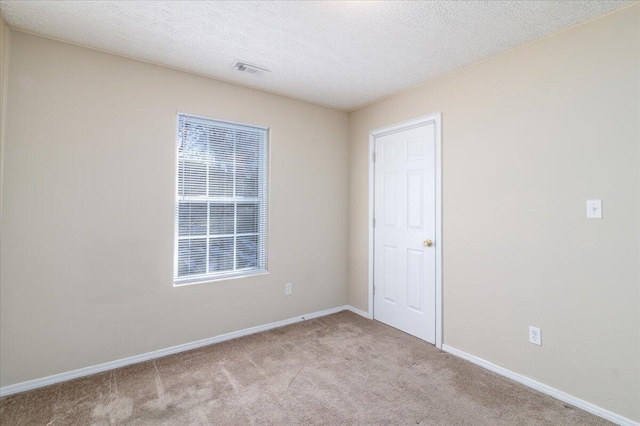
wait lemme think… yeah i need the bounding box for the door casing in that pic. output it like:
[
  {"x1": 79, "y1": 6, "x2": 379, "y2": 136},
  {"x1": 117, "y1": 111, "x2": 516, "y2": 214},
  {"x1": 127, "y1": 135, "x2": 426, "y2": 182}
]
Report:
[{"x1": 368, "y1": 113, "x2": 443, "y2": 348}]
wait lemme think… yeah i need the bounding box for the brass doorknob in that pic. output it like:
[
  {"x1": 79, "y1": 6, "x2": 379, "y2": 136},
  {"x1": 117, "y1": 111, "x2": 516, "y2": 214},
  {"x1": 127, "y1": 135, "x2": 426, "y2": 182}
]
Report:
[{"x1": 424, "y1": 239, "x2": 433, "y2": 247}]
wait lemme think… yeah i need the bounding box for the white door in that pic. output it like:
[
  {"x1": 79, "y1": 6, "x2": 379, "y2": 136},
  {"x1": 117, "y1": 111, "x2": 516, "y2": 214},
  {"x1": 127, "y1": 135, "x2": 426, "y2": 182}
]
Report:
[{"x1": 374, "y1": 122, "x2": 436, "y2": 343}]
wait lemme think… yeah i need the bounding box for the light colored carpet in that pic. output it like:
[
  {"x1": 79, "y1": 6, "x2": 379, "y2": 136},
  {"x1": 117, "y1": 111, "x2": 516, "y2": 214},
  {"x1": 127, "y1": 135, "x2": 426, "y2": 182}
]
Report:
[{"x1": 0, "y1": 311, "x2": 612, "y2": 425}]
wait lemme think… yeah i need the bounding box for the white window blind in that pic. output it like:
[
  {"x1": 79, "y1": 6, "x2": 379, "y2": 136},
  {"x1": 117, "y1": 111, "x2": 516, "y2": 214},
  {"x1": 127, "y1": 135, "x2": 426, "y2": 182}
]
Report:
[{"x1": 174, "y1": 114, "x2": 268, "y2": 285}]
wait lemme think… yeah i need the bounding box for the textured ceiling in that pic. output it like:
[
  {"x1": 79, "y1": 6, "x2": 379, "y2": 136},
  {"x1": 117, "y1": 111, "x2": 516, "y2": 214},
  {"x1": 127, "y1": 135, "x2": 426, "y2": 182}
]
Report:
[{"x1": 0, "y1": 1, "x2": 630, "y2": 110}]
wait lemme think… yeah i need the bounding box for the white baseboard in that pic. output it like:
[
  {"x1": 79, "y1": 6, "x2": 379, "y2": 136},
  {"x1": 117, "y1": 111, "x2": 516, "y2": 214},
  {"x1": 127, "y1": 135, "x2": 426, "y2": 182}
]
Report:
[
  {"x1": 0, "y1": 305, "x2": 351, "y2": 398},
  {"x1": 442, "y1": 345, "x2": 638, "y2": 426},
  {"x1": 345, "y1": 305, "x2": 372, "y2": 319}
]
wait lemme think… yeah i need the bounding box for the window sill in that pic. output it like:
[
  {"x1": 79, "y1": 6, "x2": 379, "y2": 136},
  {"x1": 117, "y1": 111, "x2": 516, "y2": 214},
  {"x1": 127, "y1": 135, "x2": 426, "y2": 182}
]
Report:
[{"x1": 173, "y1": 270, "x2": 269, "y2": 287}]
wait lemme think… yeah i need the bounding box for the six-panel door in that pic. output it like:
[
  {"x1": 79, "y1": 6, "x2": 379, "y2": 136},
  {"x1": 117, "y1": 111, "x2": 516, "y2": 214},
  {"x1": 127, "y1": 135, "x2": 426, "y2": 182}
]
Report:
[{"x1": 373, "y1": 123, "x2": 436, "y2": 343}]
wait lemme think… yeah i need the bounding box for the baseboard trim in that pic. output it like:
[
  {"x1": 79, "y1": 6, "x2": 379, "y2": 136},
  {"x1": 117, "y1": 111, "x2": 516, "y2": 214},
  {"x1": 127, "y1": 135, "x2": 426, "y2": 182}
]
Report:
[
  {"x1": 0, "y1": 305, "x2": 350, "y2": 398},
  {"x1": 345, "y1": 305, "x2": 372, "y2": 319},
  {"x1": 441, "y1": 345, "x2": 638, "y2": 426}
]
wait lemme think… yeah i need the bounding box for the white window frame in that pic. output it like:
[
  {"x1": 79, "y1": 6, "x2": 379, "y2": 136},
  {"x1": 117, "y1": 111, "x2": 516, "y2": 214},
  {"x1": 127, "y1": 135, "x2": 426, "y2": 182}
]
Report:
[{"x1": 173, "y1": 112, "x2": 269, "y2": 286}]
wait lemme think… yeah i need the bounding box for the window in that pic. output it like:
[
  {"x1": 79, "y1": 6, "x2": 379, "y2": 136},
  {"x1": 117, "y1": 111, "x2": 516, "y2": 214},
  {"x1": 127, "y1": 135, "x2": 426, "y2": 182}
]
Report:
[{"x1": 174, "y1": 114, "x2": 268, "y2": 285}]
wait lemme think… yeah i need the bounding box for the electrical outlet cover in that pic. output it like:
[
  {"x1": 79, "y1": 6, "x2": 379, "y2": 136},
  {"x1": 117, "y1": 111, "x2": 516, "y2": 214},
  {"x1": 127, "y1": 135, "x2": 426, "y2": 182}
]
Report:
[{"x1": 529, "y1": 326, "x2": 542, "y2": 346}]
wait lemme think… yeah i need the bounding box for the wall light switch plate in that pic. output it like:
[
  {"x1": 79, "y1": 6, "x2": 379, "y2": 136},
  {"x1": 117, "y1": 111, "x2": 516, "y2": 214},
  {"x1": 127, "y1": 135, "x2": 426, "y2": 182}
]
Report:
[
  {"x1": 586, "y1": 199, "x2": 602, "y2": 219},
  {"x1": 284, "y1": 283, "x2": 293, "y2": 296}
]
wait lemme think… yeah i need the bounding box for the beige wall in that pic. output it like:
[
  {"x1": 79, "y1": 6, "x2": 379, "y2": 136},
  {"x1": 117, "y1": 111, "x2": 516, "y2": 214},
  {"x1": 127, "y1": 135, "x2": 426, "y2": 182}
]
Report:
[
  {"x1": 0, "y1": 31, "x2": 349, "y2": 387},
  {"x1": 349, "y1": 5, "x2": 639, "y2": 421},
  {"x1": 0, "y1": 17, "x2": 8, "y2": 216}
]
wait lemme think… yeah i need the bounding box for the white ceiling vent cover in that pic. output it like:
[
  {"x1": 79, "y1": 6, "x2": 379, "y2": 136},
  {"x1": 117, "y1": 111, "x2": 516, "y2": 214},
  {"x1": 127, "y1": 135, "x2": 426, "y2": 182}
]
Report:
[{"x1": 231, "y1": 60, "x2": 271, "y2": 76}]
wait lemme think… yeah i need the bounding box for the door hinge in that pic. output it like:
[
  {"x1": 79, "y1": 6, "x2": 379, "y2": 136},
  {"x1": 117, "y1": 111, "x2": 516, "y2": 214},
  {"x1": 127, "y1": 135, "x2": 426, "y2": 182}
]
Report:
[
  {"x1": 373, "y1": 285, "x2": 376, "y2": 295},
  {"x1": 373, "y1": 217, "x2": 376, "y2": 228},
  {"x1": 372, "y1": 151, "x2": 376, "y2": 162}
]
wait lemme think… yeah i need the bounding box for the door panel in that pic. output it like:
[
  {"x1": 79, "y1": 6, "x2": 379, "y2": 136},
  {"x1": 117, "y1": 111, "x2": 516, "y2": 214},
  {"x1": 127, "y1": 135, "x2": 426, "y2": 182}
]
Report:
[
  {"x1": 383, "y1": 246, "x2": 398, "y2": 303},
  {"x1": 374, "y1": 123, "x2": 436, "y2": 343},
  {"x1": 407, "y1": 249, "x2": 424, "y2": 312},
  {"x1": 407, "y1": 170, "x2": 423, "y2": 229},
  {"x1": 383, "y1": 173, "x2": 397, "y2": 226}
]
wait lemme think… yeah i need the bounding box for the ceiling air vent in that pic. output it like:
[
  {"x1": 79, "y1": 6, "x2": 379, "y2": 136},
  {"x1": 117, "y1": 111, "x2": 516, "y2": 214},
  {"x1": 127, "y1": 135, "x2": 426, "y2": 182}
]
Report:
[{"x1": 231, "y1": 60, "x2": 271, "y2": 76}]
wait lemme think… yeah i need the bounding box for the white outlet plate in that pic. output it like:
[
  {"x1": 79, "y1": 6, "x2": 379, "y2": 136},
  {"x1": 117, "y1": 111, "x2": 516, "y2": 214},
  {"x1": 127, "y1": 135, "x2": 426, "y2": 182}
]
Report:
[
  {"x1": 529, "y1": 326, "x2": 542, "y2": 346},
  {"x1": 284, "y1": 283, "x2": 292, "y2": 296}
]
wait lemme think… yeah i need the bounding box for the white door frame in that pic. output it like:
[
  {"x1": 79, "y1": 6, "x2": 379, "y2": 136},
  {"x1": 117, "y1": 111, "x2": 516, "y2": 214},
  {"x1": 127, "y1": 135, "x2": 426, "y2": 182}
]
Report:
[{"x1": 368, "y1": 113, "x2": 443, "y2": 349}]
